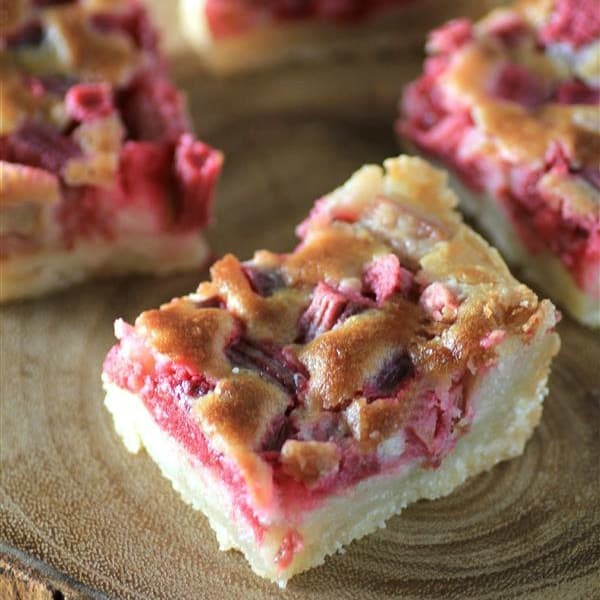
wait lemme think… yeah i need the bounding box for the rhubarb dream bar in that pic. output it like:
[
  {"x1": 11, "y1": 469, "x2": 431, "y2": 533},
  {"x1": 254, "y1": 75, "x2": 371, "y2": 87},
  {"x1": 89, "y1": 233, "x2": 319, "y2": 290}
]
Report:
[
  {"x1": 102, "y1": 156, "x2": 560, "y2": 585},
  {"x1": 399, "y1": 0, "x2": 600, "y2": 326},
  {"x1": 1, "y1": 0, "x2": 222, "y2": 301}
]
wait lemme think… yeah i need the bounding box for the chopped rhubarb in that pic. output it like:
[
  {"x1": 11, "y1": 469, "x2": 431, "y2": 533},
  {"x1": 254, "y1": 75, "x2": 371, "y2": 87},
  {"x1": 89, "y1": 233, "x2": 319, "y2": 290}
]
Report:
[
  {"x1": 65, "y1": 83, "x2": 114, "y2": 122},
  {"x1": 298, "y1": 282, "x2": 350, "y2": 341},
  {"x1": 363, "y1": 253, "x2": 414, "y2": 304},
  {"x1": 363, "y1": 351, "x2": 414, "y2": 399},
  {"x1": 488, "y1": 63, "x2": 549, "y2": 108},
  {"x1": 297, "y1": 282, "x2": 372, "y2": 342},
  {"x1": 427, "y1": 18, "x2": 473, "y2": 54},
  {"x1": 419, "y1": 282, "x2": 459, "y2": 323},
  {"x1": 540, "y1": 0, "x2": 600, "y2": 49},
  {"x1": 555, "y1": 79, "x2": 600, "y2": 105},
  {"x1": 484, "y1": 12, "x2": 527, "y2": 47},
  {"x1": 174, "y1": 135, "x2": 223, "y2": 229},
  {"x1": 117, "y1": 141, "x2": 174, "y2": 230},
  {"x1": 242, "y1": 265, "x2": 285, "y2": 297},
  {"x1": 226, "y1": 338, "x2": 307, "y2": 396},
  {"x1": 2, "y1": 123, "x2": 81, "y2": 175},
  {"x1": 117, "y1": 74, "x2": 189, "y2": 143}
]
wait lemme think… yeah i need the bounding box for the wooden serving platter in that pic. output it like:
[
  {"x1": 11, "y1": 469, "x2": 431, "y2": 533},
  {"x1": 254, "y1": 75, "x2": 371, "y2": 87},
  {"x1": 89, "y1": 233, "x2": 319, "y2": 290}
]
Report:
[{"x1": 1, "y1": 3, "x2": 599, "y2": 598}]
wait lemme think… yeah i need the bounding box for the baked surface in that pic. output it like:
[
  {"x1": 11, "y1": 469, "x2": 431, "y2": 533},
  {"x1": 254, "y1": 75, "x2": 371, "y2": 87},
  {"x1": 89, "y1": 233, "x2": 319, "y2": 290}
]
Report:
[
  {"x1": 0, "y1": 0, "x2": 222, "y2": 301},
  {"x1": 399, "y1": 0, "x2": 600, "y2": 326},
  {"x1": 447, "y1": 168, "x2": 600, "y2": 327},
  {"x1": 102, "y1": 156, "x2": 560, "y2": 585}
]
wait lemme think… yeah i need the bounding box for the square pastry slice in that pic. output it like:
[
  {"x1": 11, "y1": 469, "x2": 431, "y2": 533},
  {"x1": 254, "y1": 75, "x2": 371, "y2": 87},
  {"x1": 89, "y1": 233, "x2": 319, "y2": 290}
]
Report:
[
  {"x1": 102, "y1": 156, "x2": 560, "y2": 586},
  {"x1": 0, "y1": 0, "x2": 223, "y2": 302},
  {"x1": 399, "y1": 0, "x2": 600, "y2": 327},
  {"x1": 178, "y1": 0, "x2": 495, "y2": 74}
]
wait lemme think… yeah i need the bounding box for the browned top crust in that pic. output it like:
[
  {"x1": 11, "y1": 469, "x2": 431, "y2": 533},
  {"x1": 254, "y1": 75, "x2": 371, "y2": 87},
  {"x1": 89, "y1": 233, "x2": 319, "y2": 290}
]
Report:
[
  {"x1": 298, "y1": 304, "x2": 420, "y2": 410},
  {"x1": 136, "y1": 300, "x2": 237, "y2": 380},
  {"x1": 209, "y1": 254, "x2": 307, "y2": 345},
  {"x1": 117, "y1": 156, "x2": 559, "y2": 490},
  {"x1": 435, "y1": 0, "x2": 600, "y2": 216},
  {"x1": 443, "y1": 44, "x2": 598, "y2": 168}
]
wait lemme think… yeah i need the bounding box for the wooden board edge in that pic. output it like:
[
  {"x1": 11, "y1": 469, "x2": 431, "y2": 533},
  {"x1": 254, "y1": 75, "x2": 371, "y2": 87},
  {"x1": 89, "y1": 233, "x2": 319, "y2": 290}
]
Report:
[{"x1": 0, "y1": 545, "x2": 104, "y2": 600}]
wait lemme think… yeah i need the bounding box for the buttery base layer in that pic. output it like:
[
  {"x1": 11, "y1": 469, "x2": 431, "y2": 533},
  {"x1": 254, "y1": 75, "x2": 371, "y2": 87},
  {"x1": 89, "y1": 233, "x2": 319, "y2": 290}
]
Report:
[
  {"x1": 102, "y1": 310, "x2": 558, "y2": 587},
  {"x1": 446, "y1": 172, "x2": 600, "y2": 328},
  {"x1": 0, "y1": 232, "x2": 210, "y2": 302},
  {"x1": 179, "y1": 0, "x2": 496, "y2": 74}
]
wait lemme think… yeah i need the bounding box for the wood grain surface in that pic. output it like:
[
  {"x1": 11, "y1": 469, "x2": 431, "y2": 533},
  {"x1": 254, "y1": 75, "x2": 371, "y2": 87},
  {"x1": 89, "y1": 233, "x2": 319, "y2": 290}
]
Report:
[{"x1": 1, "y1": 2, "x2": 600, "y2": 599}]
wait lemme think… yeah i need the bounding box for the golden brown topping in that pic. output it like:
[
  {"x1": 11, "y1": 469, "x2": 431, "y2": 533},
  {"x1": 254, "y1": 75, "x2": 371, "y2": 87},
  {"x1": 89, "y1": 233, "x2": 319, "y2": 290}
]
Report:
[
  {"x1": 441, "y1": 26, "x2": 600, "y2": 168},
  {"x1": 382, "y1": 156, "x2": 460, "y2": 219},
  {"x1": 118, "y1": 157, "x2": 557, "y2": 475},
  {"x1": 474, "y1": 102, "x2": 596, "y2": 166},
  {"x1": 195, "y1": 372, "x2": 289, "y2": 450},
  {"x1": 0, "y1": 162, "x2": 60, "y2": 207},
  {"x1": 419, "y1": 228, "x2": 513, "y2": 286},
  {"x1": 360, "y1": 197, "x2": 454, "y2": 269},
  {"x1": 43, "y1": 5, "x2": 140, "y2": 85},
  {"x1": 538, "y1": 170, "x2": 600, "y2": 218},
  {"x1": 192, "y1": 371, "x2": 289, "y2": 506},
  {"x1": 194, "y1": 371, "x2": 289, "y2": 508},
  {"x1": 298, "y1": 304, "x2": 421, "y2": 410},
  {"x1": 135, "y1": 299, "x2": 236, "y2": 380},
  {"x1": 211, "y1": 254, "x2": 308, "y2": 345},
  {"x1": 285, "y1": 224, "x2": 386, "y2": 286},
  {"x1": 344, "y1": 397, "x2": 414, "y2": 451},
  {"x1": 280, "y1": 440, "x2": 340, "y2": 485}
]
